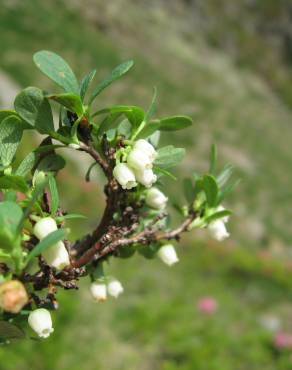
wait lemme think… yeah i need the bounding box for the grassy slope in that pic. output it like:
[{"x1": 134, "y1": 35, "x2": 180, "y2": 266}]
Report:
[{"x1": 1, "y1": 1, "x2": 292, "y2": 369}]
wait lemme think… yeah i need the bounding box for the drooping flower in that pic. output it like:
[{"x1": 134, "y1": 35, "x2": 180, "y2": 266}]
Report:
[
  {"x1": 0, "y1": 280, "x2": 29, "y2": 314},
  {"x1": 133, "y1": 139, "x2": 157, "y2": 162},
  {"x1": 107, "y1": 280, "x2": 124, "y2": 298},
  {"x1": 157, "y1": 244, "x2": 179, "y2": 266},
  {"x1": 208, "y1": 219, "x2": 230, "y2": 241},
  {"x1": 90, "y1": 282, "x2": 107, "y2": 302},
  {"x1": 134, "y1": 168, "x2": 157, "y2": 188},
  {"x1": 28, "y1": 308, "x2": 54, "y2": 339},
  {"x1": 145, "y1": 187, "x2": 168, "y2": 209},
  {"x1": 197, "y1": 297, "x2": 218, "y2": 315},
  {"x1": 127, "y1": 148, "x2": 153, "y2": 171},
  {"x1": 33, "y1": 217, "x2": 70, "y2": 270},
  {"x1": 113, "y1": 163, "x2": 137, "y2": 190},
  {"x1": 42, "y1": 241, "x2": 70, "y2": 270},
  {"x1": 34, "y1": 217, "x2": 57, "y2": 240}
]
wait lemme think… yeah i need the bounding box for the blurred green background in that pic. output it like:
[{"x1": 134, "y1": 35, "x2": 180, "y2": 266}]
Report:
[{"x1": 1, "y1": 0, "x2": 292, "y2": 369}]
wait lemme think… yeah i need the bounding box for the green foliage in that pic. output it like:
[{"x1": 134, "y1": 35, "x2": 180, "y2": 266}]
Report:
[
  {"x1": 80, "y1": 69, "x2": 96, "y2": 102},
  {"x1": 89, "y1": 60, "x2": 134, "y2": 103},
  {"x1": 155, "y1": 146, "x2": 185, "y2": 169},
  {"x1": 14, "y1": 87, "x2": 43, "y2": 128},
  {"x1": 0, "y1": 116, "x2": 23, "y2": 167},
  {"x1": 33, "y1": 50, "x2": 79, "y2": 94},
  {"x1": 0, "y1": 201, "x2": 23, "y2": 250}
]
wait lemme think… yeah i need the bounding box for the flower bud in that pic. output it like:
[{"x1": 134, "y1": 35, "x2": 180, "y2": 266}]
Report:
[
  {"x1": 0, "y1": 280, "x2": 29, "y2": 313},
  {"x1": 90, "y1": 282, "x2": 107, "y2": 302},
  {"x1": 34, "y1": 217, "x2": 57, "y2": 240},
  {"x1": 145, "y1": 187, "x2": 168, "y2": 209},
  {"x1": 107, "y1": 280, "x2": 124, "y2": 298},
  {"x1": 33, "y1": 218, "x2": 70, "y2": 270},
  {"x1": 157, "y1": 244, "x2": 179, "y2": 266},
  {"x1": 127, "y1": 149, "x2": 153, "y2": 171},
  {"x1": 28, "y1": 308, "x2": 54, "y2": 339},
  {"x1": 208, "y1": 219, "x2": 230, "y2": 241},
  {"x1": 42, "y1": 241, "x2": 70, "y2": 270},
  {"x1": 134, "y1": 168, "x2": 157, "y2": 188},
  {"x1": 113, "y1": 163, "x2": 137, "y2": 190},
  {"x1": 133, "y1": 139, "x2": 157, "y2": 161}
]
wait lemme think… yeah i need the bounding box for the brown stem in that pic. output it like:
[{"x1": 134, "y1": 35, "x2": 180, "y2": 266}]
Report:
[
  {"x1": 79, "y1": 143, "x2": 110, "y2": 177},
  {"x1": 72, "y1": 211, "x2": 196, "y2": 268}
]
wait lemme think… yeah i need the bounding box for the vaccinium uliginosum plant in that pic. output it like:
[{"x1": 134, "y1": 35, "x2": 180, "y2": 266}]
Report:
[{"x1": 0, "y1": 51, "x2": 237, "y2": 343}]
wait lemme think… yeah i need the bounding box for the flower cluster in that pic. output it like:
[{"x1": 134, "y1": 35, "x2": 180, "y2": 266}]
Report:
[
  {"x1": 90, "y1": 280, "x2": 124, "y2": 302},
  {"x1": 0, "y1": 50, "x2": 236, "y2": 343},
  {"x1": 113, "y1": 139, "x2": 157, "y2": 189}
]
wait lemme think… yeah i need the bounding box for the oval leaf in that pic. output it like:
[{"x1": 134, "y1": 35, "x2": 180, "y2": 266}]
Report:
[
  {"x1": 0, "y1": 115, "x2": 23, "y2": 167},
  {"x1": 159, "y1": 115, "x2": 192, "y2": 131},
  {"x1": 33, "y1": 50, "x2": 79, "y2": 94}
]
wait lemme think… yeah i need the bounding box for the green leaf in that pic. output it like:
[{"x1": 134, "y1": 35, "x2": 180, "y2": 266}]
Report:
[
  {"x1": 117, "y1": 119, "x2": 132, "y2": 138},
  {"x1": 35, "y1": 98, "x2": 55, "y2": 135},
  {"x1": 154, "y1": 146, "x2": 185, "y2": 169},
  {"x1": 217, "y1": 179, "x2": 240, "y2": 203},
  {"x1": 136, "y1": 120, "x2": 160, "y2": 139},
  {"x1": 0, "y1": 110, "x2": 18, "y2": 123},
  {"x1": 0, "y1": 322, "x2": 25, "y2": 341},
  {"x1": 145, "y1": 87, "x2": 157, "y2": 122},
  {"x1": 17, "y1": 179, "x2": 48, "y2": 234},
  {"x1": 15, "y1": 152, "x2": 38, "y2": 176},
  {"x1": 209, "y1": 144, "x2": 217, "y2": 174},
  {"x1": 0, "y1": 201, "x2": 23, "y2": 248},
  {"x1": 217, "y1": 164, "x2": 234, "y2": 188},
  {"x1": 14, "y1": 87, "x2": 43, "y2": 127},
  {"x1": 0, "y1": 175, "x2": 28, "y2": 192},
  {"x1": 55, "y1": 213, "x2": 87, "y2": 222},
  {"x1": 48, "y1": 176, "x2": 59, "y2": 216},
  {"x1": 0, "y1": 115, "x2": 23, "y2": 167},
  {"x1": 205, "y1": 210, "x2": 232, "y2": 224},
  {"x1": 47, "y1": 93, "x2": 83, "y2": 116},
  {"x1": 159, "y1": 115, "x2": 192, "y2": 131},
  {"x1": 90, "y1": 60, "x2": 134, "y2": 103},
  {"x1": 37, "y1": 154, "x2": 65, "y2": 173},
  {"x1": 154, "y1": 167, "x2": 177, "y2": 180},
  {"x1": 33, "y1": 50, "x2": 79, "y2": 94},
  {"x1": 203, "y1": 175, "x2": 219, "y2": 207},
  {"x1": 183, "y1": 178, "x2": 194, "y2": 203},
  {"x1": 80, "y1": 69, "x2": 96, "y2": 102},
  {"x1": 94, "y1": 105, "x2": 144, "y2": 128},
  {"x1": 138, "y1": 244, "x2": 160, "y2": 259},
  {"x1": 26, "y1": 228, "x2": 67, "y2": 264}
]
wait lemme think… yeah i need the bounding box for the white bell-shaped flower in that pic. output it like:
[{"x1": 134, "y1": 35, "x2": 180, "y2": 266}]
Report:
[
  {"x1": 28, "y1": 308, "x2": 54, "y2": 339},
  {"x1": 157, "y1": 244, "x2": 179, "y2": 266},
  {"x1": 33, "y1": 217, "x2": 70, "y2": 270},
  {"x1": 113, "y1": 163, "x2": 137, "y2": 190},
  {"x1": 145, "y1": 187, "x2": 168, "y2": 209},
  {"x1": 107, "y1": 280, "x2": 124, "y2": 298},
  {"x1": 134, "y1": 139, "x2": 157, "y2": 162},
  {"x1": 90, "y1": 282, "x2": 107, "y2": 302},
  {"x1": 208, "y1": 219, "x2": 230, "y2": 241},
  {"x1": 42, "y1": 241, "x2": 70, "y2": 270},
  {"x1": 135, "y1": 168, "x2": 157, "y2": 188},
  {"x1": 34, "y1": 217, "x2": 57, "y2": 240},
  {"x1": 127, "y1": 149, "x2": 153, "y2": 171}
]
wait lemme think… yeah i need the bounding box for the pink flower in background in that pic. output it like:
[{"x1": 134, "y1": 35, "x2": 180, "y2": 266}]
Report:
[
  {"x1": 274, "y1": 332, "x2": 292, "y2": 350},
  {"x1": 197, "y1": 297, "x2": 218, "y2": 315}
]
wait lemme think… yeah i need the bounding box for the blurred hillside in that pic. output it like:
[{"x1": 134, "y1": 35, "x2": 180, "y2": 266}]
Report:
[
  {"x1": 1, "y1": 0, "x2": 292, "y2": 250},
  {"x1": 1, "y1": 1, "x2": 292, "y2": 369}
]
